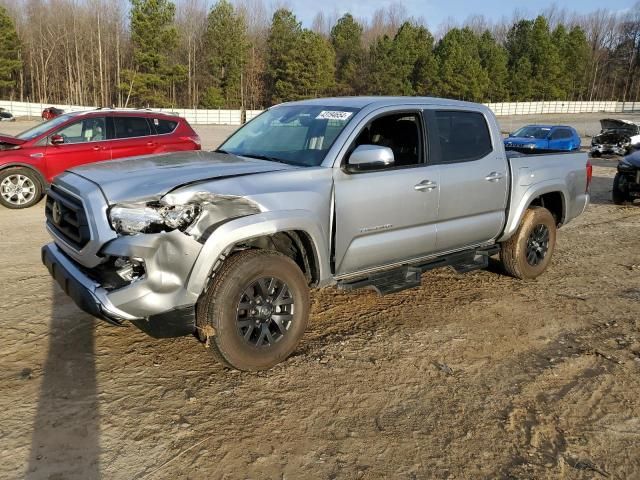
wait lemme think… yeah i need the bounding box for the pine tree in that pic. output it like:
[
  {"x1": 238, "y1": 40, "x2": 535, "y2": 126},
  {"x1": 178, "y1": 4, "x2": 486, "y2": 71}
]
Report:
[
  {"x1": 477, "y1": 31, "x2": 509, "y2": 101},
  {"x1": 0, "y1": 6, "x2": 22, "y2": 98},
  {"x1": 435, "y1": 28, "x2": 488, "y2": 101},
  {"x1": 201, "y1": 0, "x2": 248, "y2": 108},
  {"x1": 121, "y1": 0, "x2": 183, "y2": 107},
  {"x1": 392, "y1": 23, "x2": 437, "y2": 96},
  {"x1": 330, "y1": 14, "x2": 364, "y2": 95},
  {"x1": 267, "y1": 9, "x2": 334, "y2": 103},
  {"x1": 366, "y1": 22, "x2": 436, "y2": 96},
  {"x1": 506, "y1": 19, "x2": 535, "y2": 100},
  {"x1": 529, "y1": 16, "x2": 564, "y2": 100}
]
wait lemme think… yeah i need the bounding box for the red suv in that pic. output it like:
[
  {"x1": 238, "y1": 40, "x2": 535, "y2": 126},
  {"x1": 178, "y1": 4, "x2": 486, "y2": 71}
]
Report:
[{"x1": 0, "y1": 110, "x2": 201, "y2": 208}]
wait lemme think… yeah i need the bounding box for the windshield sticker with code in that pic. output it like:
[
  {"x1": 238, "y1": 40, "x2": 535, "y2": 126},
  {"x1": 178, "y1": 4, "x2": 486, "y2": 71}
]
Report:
[{"x1": 316, "y1": 111, "x2": 353, "y2": 121}]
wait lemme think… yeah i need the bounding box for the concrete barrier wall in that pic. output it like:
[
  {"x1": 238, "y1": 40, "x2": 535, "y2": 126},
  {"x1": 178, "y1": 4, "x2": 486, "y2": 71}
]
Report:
[{"x1": 2, "y1": 100, "x2": 640, "y2": 124}]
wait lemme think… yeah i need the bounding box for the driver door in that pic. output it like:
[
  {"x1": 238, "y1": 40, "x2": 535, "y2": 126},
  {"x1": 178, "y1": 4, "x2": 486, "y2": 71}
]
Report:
[
  {"x1": 333, "y1": 109, "x2": 440, "y2": 276},
  {"x1": 44, "y1": 116, "x2": 111, "y2": 179}
]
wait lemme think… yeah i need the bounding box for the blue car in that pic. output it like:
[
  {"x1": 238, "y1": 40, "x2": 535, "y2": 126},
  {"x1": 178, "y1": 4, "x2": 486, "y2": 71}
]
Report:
[{"x1": 504, "y1": 125, "x2": 581, "y2": 152}]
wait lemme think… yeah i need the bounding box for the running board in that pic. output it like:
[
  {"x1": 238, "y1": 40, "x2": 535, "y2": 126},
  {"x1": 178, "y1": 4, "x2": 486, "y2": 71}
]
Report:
[{"x1": 338, "y1": 246, "x2": 499, "y2": 295}]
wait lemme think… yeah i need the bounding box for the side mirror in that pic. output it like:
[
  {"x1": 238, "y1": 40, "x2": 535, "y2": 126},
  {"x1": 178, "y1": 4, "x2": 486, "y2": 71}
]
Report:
[
  {"x1": 346, "y1": 145, "x2": 394, "y2": 172},
  {"x1": 50, "y1": 134, "x2": 64, "y2": 145}
]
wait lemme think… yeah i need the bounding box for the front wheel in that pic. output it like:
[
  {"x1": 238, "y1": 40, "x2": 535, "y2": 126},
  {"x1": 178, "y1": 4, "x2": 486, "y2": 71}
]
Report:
[
  {"x1": 612, "y1": 173, "x2": 631, "y2": 205},
  {"x1": 196, "y1": 249, "x2": 310, "y2": 371},
  {"x1": 499, "y1": 207, "x2": 557, "y2": 280},
  {"x1": 0, "y1": 167, "x2": 43, "y2": 209}
]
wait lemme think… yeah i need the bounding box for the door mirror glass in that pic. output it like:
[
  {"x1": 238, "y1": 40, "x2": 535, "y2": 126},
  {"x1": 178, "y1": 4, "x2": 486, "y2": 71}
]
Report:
[
  {"x1": 347, "y1": 144, "x2": 394, "y2": 172},
  {"x1": 50, "y1": 134, "x2": 65, "y2": 145}
]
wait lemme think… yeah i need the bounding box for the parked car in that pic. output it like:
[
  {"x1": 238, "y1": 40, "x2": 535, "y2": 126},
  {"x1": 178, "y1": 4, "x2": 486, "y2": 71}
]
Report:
[
  {"x1": 42, "y1": 107, "x2": 64, "y2": 121},
  {"x1": 0, "y1": 109, "x2": 201, "y2": 208},
  {"x1": 41, "y1": 97, "x2": 591, "y2": 371},
  {"x1": 0, "y1": 108, "x2": 15, "y2": 122},
  {"x1": 591, "y1": 118, "x2": 640, "y2": 157},
  {"x1": 612, "y1": 150, "x2": 640, "y2": 204},
  {"x1": 504, "y1": 124, "x2": 581, "y2": 152}
]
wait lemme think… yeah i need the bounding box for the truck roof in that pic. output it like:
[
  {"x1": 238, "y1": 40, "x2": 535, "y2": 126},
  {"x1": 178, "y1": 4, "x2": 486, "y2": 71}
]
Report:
[{"x1": 279, "y1": 96, "x2": 489, "y2": 110}]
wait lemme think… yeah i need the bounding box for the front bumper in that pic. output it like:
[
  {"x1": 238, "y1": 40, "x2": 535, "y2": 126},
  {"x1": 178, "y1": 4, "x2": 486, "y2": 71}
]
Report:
[
  {"x1": 42, "y1": 243, "x2": 138, "y2": 325},
  {"x1": 42, "y1": 232, "x2": 202, "y2": 337},
  {"x1": 591, "y1": 144, "x2": 627, "y2": 156}
]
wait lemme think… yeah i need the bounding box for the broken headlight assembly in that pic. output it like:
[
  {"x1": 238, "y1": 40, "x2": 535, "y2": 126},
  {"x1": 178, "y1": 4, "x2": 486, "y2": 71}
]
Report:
[{"x1": 109, "y1": 202, "x2": 201, "y2": 235}]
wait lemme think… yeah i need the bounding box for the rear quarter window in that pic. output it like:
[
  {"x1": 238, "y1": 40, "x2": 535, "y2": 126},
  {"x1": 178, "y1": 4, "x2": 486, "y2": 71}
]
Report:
[
  {"x1": 153, "y1": 118, "x2": 179, "y2": 134},
  {"x1": 433, "y1": 110, "x2": 493, "y2": 163}
]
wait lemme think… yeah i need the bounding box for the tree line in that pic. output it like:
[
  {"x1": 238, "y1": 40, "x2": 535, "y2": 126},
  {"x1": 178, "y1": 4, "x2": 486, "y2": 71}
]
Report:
[{"x1": 0, "y1": 0, "x2": 639, "y2": 110}]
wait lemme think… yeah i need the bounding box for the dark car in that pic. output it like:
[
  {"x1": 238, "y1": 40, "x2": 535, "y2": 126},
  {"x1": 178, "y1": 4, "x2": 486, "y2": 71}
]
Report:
[
  {"x1": 612, "y1": 150, "x2": 640, "y2": 204},
  {"x1": 0, "y1": 108, "x2": 15, "y2": 122},
  {"x1": 42, "y1": 107, "x2": 65, "y2": 121},
  {"x1": 0, "y1": 109, "x2": 201, "y2": 209},
  {"x1": 591, "y1": 119, "x2": 640, "y2": 157},
  {"x1": 504, "y1": 125, "x2": 581, "y2": 152}
]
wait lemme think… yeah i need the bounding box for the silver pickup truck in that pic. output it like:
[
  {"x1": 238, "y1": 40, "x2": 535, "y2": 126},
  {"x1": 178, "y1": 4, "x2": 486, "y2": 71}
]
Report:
[{"x1": 42, "y1": 97, "x2": 591, "y2": 370}]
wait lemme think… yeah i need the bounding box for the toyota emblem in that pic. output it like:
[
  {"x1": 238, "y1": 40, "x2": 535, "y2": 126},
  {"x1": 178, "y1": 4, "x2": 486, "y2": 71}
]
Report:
[{"x1": 52, "y1": 201, "x2": 62, "y2": 225}]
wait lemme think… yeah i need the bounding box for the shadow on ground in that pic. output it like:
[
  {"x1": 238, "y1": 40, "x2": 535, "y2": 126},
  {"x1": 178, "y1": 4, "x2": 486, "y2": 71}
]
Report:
[{"x1": 25, "y1": 281, "x2": 101, "y2": 479}]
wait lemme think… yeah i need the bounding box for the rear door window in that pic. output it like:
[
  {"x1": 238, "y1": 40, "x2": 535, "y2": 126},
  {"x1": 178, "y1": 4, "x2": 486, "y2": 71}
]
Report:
[
  {"x1": 431, "y1": 110, "x2": 492, "y2": 163},
  {"x1": 113, "y1": 116, "x2": 152, "y2": 139}
]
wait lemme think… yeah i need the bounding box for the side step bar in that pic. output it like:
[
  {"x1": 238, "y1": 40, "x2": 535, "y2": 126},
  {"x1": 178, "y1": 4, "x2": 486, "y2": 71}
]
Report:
[{"x1": 338, "y1": 245, "x2": 500, "y2": 295}]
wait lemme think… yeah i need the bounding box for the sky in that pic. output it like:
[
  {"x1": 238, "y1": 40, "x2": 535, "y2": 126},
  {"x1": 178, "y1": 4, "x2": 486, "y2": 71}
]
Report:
[{"x1": 292, "y1": 0, "x2": 635, "y2": 29}]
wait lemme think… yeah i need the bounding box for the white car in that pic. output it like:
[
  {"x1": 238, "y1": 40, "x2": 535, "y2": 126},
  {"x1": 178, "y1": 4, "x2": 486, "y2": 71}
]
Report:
[{"x1": 0, "y1": 109, "x2": 15, "y2": 122}]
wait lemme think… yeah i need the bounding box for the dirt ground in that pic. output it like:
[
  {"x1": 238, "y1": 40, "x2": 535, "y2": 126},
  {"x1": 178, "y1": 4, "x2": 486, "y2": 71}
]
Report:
[{"x1": 1, "y1": 118, "x2": 640, "y2": 480}]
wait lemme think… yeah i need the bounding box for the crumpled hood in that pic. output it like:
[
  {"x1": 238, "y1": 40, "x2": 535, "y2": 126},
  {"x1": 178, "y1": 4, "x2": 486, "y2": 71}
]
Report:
[
  {"x1": 600, "y1": 118, "x2": 640, "y2": 134},
  {"x1": 0, "y1": 134, "x2": 25, "y2": 146},
  {"x1": 69, "y1": 150, "x2": 296, "y2": 203}
]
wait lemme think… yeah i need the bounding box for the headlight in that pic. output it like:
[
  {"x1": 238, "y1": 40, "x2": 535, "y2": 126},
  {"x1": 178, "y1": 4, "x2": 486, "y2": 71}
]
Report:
[
  {"x1": 109, "y1": 202, "x2": 200, "y2": 234},
  {"x1": 522, "y1": 143, "x2": 537, "y2": 149}
]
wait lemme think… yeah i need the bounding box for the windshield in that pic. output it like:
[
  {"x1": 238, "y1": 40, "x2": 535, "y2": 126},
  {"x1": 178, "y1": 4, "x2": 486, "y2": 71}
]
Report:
[
  {"x1": 219, "y1": 105, "x2": 360, "y2": 167},
  {"x1": 16, "y1": 114, "x2": 72, "y2": 141},
  {"x1": 512, "y1": 126, "x2": 551, "y2": 140}
]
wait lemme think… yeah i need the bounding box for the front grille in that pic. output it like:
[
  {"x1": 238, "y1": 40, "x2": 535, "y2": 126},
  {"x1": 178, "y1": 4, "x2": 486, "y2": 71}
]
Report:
[{"x1": 45, "y1": 186, "x2": 91, "y2": 250}]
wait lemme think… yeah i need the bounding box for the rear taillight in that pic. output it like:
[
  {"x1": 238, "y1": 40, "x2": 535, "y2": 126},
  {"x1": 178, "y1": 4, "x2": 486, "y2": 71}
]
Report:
[
  {"x1": 180, "y1": 135, "x2": 201, "y2": 149},
  {"x1": 586, "y1": 159, "x2": 593, "y2": 193}
]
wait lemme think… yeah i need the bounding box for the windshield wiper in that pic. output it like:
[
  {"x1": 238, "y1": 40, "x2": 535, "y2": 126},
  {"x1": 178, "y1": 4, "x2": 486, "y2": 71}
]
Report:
[{"x1": 239, "y1": 153, "x2": 290, "y2": 165}]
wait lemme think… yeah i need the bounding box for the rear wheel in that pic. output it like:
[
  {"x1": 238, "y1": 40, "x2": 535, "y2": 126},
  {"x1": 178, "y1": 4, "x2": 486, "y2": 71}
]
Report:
[
  {"x1": 500, "y1": 207, "x2": 557, "y2": 280},
  {"x1": 0, "y1": 167, "x2": 43, "y2": 209},
  {"x1": 612, "y1": 173, "x2": 631, "y2": 205},
  {"x1": 196, "y1": 249, "x2": 310, "y2": 371}
]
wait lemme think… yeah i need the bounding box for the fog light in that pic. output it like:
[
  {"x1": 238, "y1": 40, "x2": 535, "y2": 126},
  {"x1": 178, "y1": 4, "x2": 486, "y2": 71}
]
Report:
[{"x1": 114, "y1": 257, "x2": 145, "y2": 283}]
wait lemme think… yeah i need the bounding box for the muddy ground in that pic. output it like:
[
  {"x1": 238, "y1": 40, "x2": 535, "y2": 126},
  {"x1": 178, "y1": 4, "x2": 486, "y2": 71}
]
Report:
[{"x1": 1, "y1": 118, "x2": 640, "y2": 480}]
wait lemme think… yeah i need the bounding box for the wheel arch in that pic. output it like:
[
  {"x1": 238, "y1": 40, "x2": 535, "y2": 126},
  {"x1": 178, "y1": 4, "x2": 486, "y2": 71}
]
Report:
[
  {"x1": 0, "y1": 163, "x2": 48, "y2": 190},
  {"x1": 186, "y1": 210, "x2": 331, "y2": 297},
  {"x1": 499, "y1": 183, "x2": 568, "y2": 242}
]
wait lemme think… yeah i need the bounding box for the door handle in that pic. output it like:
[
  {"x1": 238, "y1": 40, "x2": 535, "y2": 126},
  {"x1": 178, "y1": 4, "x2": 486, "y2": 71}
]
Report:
[
  {"x1": 92, "y1": 146, "x2": 102, "y2": 151},
  {"x1": 414, "y1": 180, "x2": 438, "y2": 191},
  {"x1": 485, "y1": 172, "x2": 504, "y2": 182},
  {"x1": 146, "y1": 142, "x2": 155, "y2": 147}
]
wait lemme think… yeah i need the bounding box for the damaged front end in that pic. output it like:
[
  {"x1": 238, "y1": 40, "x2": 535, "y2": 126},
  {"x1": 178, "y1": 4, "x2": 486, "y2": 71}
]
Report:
[
  {"x1": 591, "y1": 119, "x2": 640, "y2": 156},
  {"x1": 108, "y1": 192, "x2": 261, "y2": 243},
  {"x1": 591, "y1": 131, "x2": 632, "y2": 156}
]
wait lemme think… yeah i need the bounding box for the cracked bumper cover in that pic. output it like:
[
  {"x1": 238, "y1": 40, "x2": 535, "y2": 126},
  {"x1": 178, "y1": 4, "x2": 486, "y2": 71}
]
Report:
[{"x1": 42, "y1": 229, "x2": 203, "y2": 337}]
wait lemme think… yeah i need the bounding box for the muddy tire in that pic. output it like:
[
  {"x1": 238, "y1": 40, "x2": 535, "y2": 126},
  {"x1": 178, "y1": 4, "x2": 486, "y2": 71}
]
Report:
[
  {"x1": 500, "y1": 207, "x2": 557, "y2": 280},
  {"x1": 0, "y1": 167, "x2": 43, "y2": 209},
  {"x1": 612, "y1": 173, "x2": 630, "y2": 205},
  {"x1": 196, "y1": 249, "x2": 310, "y2": 371}
]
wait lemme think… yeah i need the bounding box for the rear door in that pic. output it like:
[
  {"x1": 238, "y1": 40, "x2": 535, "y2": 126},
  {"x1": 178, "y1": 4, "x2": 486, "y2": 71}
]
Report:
[
  {"x1": 109, "y1": 115, "x2": 156, "y2": 159},
  {"x1": 150, "y1": 117, "x2": 177, "y2": 151},
  {"x1": 426, "y1": 109, "x2": 508, "y2": 252},
  {"x1": 333, "y1": 108, "x2": 440, "y2": 276},
  {"x1": 548, "y1": 128, "x2": 575, "y2": 151},
  {"x1": 44, "y1": 116, "x2": 110, "y2": 178}
]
